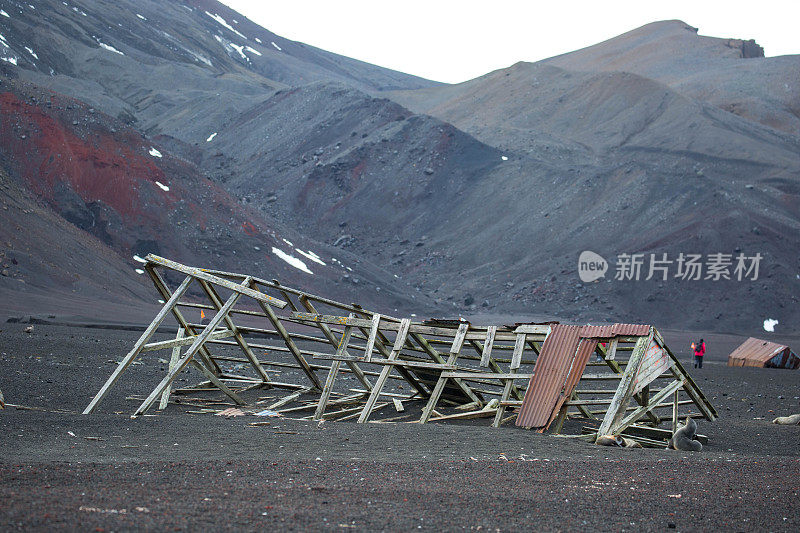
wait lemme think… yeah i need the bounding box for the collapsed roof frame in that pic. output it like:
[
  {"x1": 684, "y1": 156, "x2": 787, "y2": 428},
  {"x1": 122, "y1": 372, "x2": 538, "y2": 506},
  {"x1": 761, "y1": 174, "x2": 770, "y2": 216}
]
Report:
[{"x1": 85, "y1": 256, "x2": 717, "y2": 444}]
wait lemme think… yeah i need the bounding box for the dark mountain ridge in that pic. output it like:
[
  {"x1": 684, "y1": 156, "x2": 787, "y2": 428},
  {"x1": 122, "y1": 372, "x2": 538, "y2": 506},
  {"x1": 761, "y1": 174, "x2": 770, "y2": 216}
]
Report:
[{"x1": 0, "y1": 3, "x2": 797, "y2": 334}]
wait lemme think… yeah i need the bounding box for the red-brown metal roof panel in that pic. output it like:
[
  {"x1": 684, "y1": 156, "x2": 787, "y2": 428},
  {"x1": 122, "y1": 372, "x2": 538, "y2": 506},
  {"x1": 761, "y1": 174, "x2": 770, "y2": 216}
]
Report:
[
  {"x1": 545, "y1": 338, "x2": 599, "y2": 430},
  {"x1": 516, "y1": 325, "x2": 582, "y2": 429},
  {"x1": 727, "y1": 337, "x2": 789, "y2": 367},
  {"x1": 579, "y1": 323, "x2": 651, "y2": 338}
]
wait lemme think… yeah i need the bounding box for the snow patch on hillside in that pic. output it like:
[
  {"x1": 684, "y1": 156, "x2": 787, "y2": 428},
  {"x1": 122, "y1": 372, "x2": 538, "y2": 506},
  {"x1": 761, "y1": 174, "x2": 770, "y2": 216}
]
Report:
[
  {"x1": 205, "y1": 11, "x2": 247, "y2": 39},
  {"x1": 296, "y1": 249, "x2": 326, "y2": 266},
  {"x1": 272, "y1": 247, "x2": 312, "y2": 274}
]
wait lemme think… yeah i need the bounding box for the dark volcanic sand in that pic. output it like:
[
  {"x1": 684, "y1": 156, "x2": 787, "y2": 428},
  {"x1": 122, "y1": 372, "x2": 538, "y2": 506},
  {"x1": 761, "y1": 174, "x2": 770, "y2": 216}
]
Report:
[{"x1": 1, "y1": 324, "x2": 799, "y2": 531}]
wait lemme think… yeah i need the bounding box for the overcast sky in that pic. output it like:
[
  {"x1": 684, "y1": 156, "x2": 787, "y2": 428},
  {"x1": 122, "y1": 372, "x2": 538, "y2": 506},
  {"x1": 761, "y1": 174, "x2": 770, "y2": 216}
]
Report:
[{"x1": 221, "y1": 0, "x2": 798, "y2": 84}]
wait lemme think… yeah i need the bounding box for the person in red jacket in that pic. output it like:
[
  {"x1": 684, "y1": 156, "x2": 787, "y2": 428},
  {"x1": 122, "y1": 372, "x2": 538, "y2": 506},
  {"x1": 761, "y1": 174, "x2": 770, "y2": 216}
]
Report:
[{"x1": 693, "y1": 339, "x2": 706, "y2": 368}]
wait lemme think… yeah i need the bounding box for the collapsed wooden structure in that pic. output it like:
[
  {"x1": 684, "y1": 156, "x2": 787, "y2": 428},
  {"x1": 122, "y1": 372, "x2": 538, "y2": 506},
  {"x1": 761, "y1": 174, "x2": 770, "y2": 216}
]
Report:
[{"x1": 85, "y1": 255, "x2": 717, "y2": 444}]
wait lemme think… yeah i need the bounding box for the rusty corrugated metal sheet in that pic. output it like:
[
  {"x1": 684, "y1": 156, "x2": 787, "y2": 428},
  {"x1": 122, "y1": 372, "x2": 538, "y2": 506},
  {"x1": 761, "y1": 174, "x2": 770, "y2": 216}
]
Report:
[
  {"x1": 544, "y1": 338, "x2": 598, "y2": 430},
  {"x1": 727, "y1": 337, "x2": 791, "y2": 367},
  {"x1": 516, "y1": 325, "x2": 582, "y2": 429},
  {"x1": 579, "y1": 323, "x2": 651, "y2": 338}
]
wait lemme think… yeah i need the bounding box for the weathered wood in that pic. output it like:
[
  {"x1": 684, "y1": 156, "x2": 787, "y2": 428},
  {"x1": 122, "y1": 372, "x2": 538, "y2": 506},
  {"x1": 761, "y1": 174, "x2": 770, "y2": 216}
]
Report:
[
  {"x1": 672, "y1": 389, "x2": 679, "y2": 433},
  {"x1": 479, "y1": 326, "x2": 497, "y2": 367},
  {"x1": 187, "y1": 359, "x2": 245, "y2": 406},
  {"x1": 357, "y1": 318, "x2": 411, "y2": 423},
  {"x1": 83, "y1": 275, "x2": 193, "y2": 414},
  {"x1": 653, "y1": 328, "x2": 717, "y2": 420},
  {"x1": 419, "y1": 323, "x2": 469, "y2": 424},
  {"x1": 605, "y1": 338, "x2": 619, "y2": 360},
  {"x1": 146, "y1": 255, "x2": 286, "y2": 308},
  {"x1": 493, "y1": 333, "x2": 527, "y2": 428},
  {"x1": 595, "y1": 330, "x2": 653, "y2": 437},
  {"x1": 199, "y1": 279, "x2": 272, "y2": 384},
  {"x1": 159, "y1": 328, "x2": 184, "y2": 410},
  {"x1": 142, "y1": 329, "x2": 234, "y2": 352},
  {"x1": 313, "y1": 320, "x2": 354, "y2": 421},
  {"x1": 132, "y1": 280, "x2": 250, "y2": 417},
  {"x1": 146, "y1": 267, "x2": 220, "y2": 374},
  {"x1": 252, "y1": 283, "x2": 322, "y2": 390},
  {"x1": 615, "y1": 378, "x2": 685, "y2": 432},
  {"x1": 364, "y1": 313, "x2": 381, "y2": 362},
  {"x1": 510, "y1": 332, "x2": 526, "y2": 370},
  {"x1": 408, "y1": 332, "x2": 481, "y2": 405},
  {"x1": 298, "y1": 297, "x2": 372, "y2": 391}
]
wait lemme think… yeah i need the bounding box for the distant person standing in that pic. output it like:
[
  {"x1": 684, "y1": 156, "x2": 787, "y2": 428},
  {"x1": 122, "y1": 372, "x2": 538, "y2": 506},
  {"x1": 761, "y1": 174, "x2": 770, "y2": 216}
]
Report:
[{"x1": 693, "y1": 338, "x2": 706, "y2": 368}]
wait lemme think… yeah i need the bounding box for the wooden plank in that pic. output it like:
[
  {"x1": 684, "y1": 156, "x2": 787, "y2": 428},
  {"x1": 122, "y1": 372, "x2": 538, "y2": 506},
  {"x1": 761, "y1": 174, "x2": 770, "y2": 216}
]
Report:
[
  {"x1": 199, "y1": 279, "x2": 272, "y2": 384},
  {"x1": 595, "y1": 330, "x2": 653, "y2": 437},
  {"x1": 614, "y1": 378, "x2": 685, "y2": 432},
  {"x1": 298, "y1": 297, "x2": 372, "y2": 391},
  {"x1": 468, "y1": 338, "x2": 524, "y2": 402},
  {"x1": 83, "y1": 275, "x2": 193, "y2": 414},
  {"x1": 313, "y1": 322, "x2": 353, "y2": 420},
  {"x1": 146, "y1": 267, "x2": 220, "y2": 374},
  {"x1": 252, "y1": 284, "x2": 322, "y2": 390},
  {"x1": 514, "y1": 324, "x2": 551, "y2": 334},
  {"x1": 264, "y1": 387, "x2": 312, "y2": 410},
  {"x1": 493, "y1": 333, "x2": 528, "y2": 428},
  {"x1": 409, "y1": 332, "x2": 481, "y2": 405},
  {"x1": 364, "y1": 313, "x2": 381, "y2": 362},
  {"x1": 142, "y1": 329, "x2": 234, "y2": 352},
  {"x1": 132, "y1": 280, "x2": 250, "y2": 417},
  {"x1": 510, "y1": 333, "x2": 526, "y2": 370},
  {"x1": 653, "y1": 328, "x2": 717, "y2": 420},
  {"x1": 605, "y1": 338, "x2": 618, "y2": 361},
  {"x1": 672, "y1": 389, "x2": 679, "y2": 433},
  {"x1": 348, "y1": 308, "x2": 427, "y2": 397},
  {"x1": 440, "y1": 372, "x2": 534, "y2": 380},
  {"x1": 419, "y1": 323, "x2": 469, "y2": 424},
  {"x1": 357, "y1": 318, "x2": 412, "y2": 423},
  {"x1": 159, "y1": 329, "x2": 184, "y2": 410},
  {"x1": 187, "y1": 359, "x2": 245, "y2": 406},
  {"x1": 146, "y1": 255, "x2": 286, "y2": 308},
  {"x1": 479, "y1": 326, "x2": 497, "y2": 367}
]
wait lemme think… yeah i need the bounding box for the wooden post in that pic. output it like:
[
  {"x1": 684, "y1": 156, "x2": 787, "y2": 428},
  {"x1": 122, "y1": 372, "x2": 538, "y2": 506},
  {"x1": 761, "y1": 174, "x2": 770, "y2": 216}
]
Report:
[
  {"x1": 313, "y1": 318, "x2": 354, "y2": 420},
  {"x1": 357, "y1": 318, "x2": 411, "y2": 423},
  {"x1": 159, "y1": 328, "x2": 185, "y2": 410},
  {"x1": 419, "y1": 323, "x2": 469, "y2": 423},
  {"x1": 145, "y1": 266, "x2": 220, "y2": 374},
  {"x1": 493, "y1": 332, "x2": 526, "y2": 427},
  {"x1": 596, "y1": 330, "x2": 653, "y2": 437},
  {"x1": 132, "y1": 279, "x2": 250, "y2": 417},
  {"x1": 198, "y1": 279, "x2": 272, "y2": 385},
  {"x1": 672, "y1": 389, "x2": 679, "y2": 433},
  {"x1": 83, "y1": 275, "x2": 193, "y2": 414},
  {"x1": 298, "y1": 296, "x2": 372, "y2": 390},
  {"x1": 251, "y1": 283, "x2": 322, "y2": 390}
]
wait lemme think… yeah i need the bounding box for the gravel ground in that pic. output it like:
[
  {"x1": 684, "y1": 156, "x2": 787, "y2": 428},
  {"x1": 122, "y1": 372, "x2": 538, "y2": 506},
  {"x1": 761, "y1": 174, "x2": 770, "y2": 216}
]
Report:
[{"x1": 1, "y1": 324, "x2": 799, "y2": 531}]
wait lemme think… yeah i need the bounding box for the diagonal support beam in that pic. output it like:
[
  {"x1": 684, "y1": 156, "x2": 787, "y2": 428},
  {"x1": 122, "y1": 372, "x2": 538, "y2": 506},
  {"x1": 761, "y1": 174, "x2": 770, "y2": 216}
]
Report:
[
  {"x1": 132, "y1": 279, "x2": 251, "y2": 417},
  {"x1": 198, "y1": 279, "x2": 272, "y2": 386},
  {"x1": 83, "y1": 275, "x2": 193, "y2": 414}
]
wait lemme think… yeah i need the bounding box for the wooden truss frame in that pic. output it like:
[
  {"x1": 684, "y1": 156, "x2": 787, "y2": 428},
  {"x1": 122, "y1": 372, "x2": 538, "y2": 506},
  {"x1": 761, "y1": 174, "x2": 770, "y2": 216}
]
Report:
[{"x1": 85, "y1": 256, "x2": 717, "y2": 445}]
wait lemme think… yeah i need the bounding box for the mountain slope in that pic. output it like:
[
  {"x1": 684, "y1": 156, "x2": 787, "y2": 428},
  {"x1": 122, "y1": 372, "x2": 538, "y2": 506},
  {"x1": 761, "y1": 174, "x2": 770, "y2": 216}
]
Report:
[
  {"x1": 543, "y1": 20, "x2": 800, "y2": 135},
  {"x1": 0, "y1": 3, "x2": 797, "y2": 333}
]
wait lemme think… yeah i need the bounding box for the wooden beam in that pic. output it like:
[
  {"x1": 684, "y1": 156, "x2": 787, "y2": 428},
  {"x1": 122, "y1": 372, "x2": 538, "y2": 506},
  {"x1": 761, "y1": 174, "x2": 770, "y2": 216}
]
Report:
[
  {"x1": 132, "y1": 279, "x2": 250, "y2": 417},
  {"x1": 83, "y1": 275, "x2": 193, "y2": 414}
]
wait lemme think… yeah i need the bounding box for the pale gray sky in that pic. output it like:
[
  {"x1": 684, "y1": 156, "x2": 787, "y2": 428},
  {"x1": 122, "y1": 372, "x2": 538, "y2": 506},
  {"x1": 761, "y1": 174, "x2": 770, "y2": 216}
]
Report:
[{"x1": 221, "y1": 0, "x2": 798, "y2": 83}]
